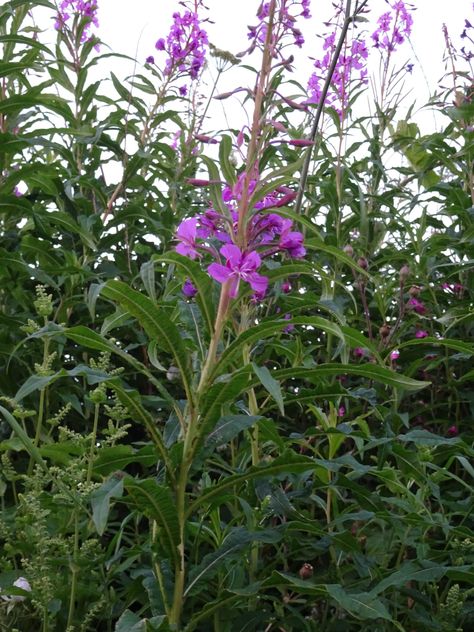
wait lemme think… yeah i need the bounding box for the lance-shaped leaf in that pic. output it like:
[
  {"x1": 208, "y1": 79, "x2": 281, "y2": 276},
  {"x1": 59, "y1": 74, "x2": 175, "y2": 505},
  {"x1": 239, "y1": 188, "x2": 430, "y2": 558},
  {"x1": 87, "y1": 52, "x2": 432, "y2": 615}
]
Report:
[
  {"x1": 101, "y1": 281, "x2": 194, "y2": 404},
  {"x1": 188, "y1": 451, "x2": 315, "y2": 515},
  {"x1": 212, "y1": 316, "x2": 378, "y2": 379},
  {"x1": 155, "y1": 252, "x2": 216, "y2": 335},
  {"x1": 125, "y1": 479, "x2": 180, "y2": 566},
  {"x1": 268, "y1": 364, "x2": 429, "y2": 392},
  {"x1": 252, "y1": 363, "x2": 284, "y2": 415},
  {"x1": 91, "y1": 473, "x2": 124, "y2": 536}
]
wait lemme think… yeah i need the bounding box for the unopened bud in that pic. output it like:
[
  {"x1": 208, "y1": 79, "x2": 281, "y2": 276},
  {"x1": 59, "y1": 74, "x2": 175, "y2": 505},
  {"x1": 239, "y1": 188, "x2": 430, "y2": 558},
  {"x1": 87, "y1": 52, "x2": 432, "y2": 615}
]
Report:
[
  {"x1": 288, "y1": 138, "x2": 314, "y2": 147},
  {"x1": 343, "y1": 244, "x2": 354, "y2": 258},
  {"x1": 186, "y1": 178, "x2": 211, "y2": 187},
  {"x1": 194, "y1": 134, "x2": 218, "y2": 144},
  {"x1": 281, "y1": 281, "x2": 292, "y2": 294},
  {"x1": 379, "y1": 324, "x2": 391, "y2": 339},
  {"x1": 298, "y1": 563, "x2": 314, "y2": 580},
  {"x1": 399, "y1": 265, "x2": 410, "y2": 282},
  {"x1": 408, "y1": 285, "x2": 421, "y2": 297},
  {"x1": 357, "y1": 257, "x2": 368, "y2": 270}
]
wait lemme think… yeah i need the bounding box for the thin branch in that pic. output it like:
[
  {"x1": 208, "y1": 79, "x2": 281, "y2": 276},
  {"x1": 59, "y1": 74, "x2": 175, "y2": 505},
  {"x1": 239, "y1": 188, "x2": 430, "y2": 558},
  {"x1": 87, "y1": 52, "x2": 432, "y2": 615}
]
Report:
[{"x1": 294, "y1": 0, "x2": 368, "y2": 215}]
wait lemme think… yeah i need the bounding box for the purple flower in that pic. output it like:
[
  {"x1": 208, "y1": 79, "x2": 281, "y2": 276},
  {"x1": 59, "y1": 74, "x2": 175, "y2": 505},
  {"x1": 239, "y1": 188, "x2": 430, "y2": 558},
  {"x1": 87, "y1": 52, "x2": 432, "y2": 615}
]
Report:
[
  {"x1": 152, "y1": 5, "x2": 208, "y2": 81},
  {"x1": 447, "y1": 425, "x2": 459, "y2": 436},
  {"x1": 338, "y1": 405, "x2": 345, "y2": 417},
  {"x1": 408, "y1": 297, "x2": 426, "y2": 315},
  {"x1": 371, "y1": 1, "x2": 413, "y2": 52},
  {"x1": 415, "y1": 329, "x2": 428, "y2": 339},
  {"x1": 390, "y1": 349, "x2": 400, "y2": 361},
  {"x1": 182, "y1": 278, "x2": 197, "y2": 298},
  {"x1": 146, "y1": 55, "x2": 155, "y2": 64},
  {"x1": 281, "y1": 281, "x2": 292, "y2": 293},
  {"x1": 55, "y1": 0, "x2": 99, "y2": 41},
  {"x1": 279, "y1": 219, "x2": 306, "y2": 258},
  {"x1": 208, "y1": 244, "x2": 268, "y2": 298},
  {"x1": 283, "y1": 313, "x2": 295, "y2": 333},
  {"x1": 175, "y1": 218, "x2": 200, "y2": 259},
  {"x1": 354, "y1": 347, "x2": 366, "y2": 358}
]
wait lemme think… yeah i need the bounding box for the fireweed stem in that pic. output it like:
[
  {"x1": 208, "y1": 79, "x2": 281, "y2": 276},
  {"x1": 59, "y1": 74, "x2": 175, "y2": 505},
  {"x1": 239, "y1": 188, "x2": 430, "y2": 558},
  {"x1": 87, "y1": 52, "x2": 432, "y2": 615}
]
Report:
[{"x1": 237, "y1": 0, "x2": 276, "y2": 247}]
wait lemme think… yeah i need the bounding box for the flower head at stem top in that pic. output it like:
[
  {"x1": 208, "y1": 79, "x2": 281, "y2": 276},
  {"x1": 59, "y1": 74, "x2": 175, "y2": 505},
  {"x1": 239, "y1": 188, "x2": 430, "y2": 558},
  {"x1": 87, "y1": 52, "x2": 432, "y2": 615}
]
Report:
[{"x1": 208, "y1": 244, "x2": 268, "y2": 298}]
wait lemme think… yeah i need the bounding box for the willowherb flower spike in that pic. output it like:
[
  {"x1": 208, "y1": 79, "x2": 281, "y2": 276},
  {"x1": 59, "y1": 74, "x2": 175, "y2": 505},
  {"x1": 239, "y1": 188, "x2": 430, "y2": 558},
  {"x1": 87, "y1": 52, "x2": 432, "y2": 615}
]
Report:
[
  {"x1": 55, "y1": 0, "x2": 99, "y2": 42},
  {"x1": 152, "y1": 1, "x2": 208, "y2": 84}
]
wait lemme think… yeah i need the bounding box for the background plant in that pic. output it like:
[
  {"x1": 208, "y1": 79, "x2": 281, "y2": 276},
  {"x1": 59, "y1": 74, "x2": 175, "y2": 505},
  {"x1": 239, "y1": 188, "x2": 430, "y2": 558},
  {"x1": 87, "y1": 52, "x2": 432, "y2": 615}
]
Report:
[{"x1": 0, "y1": 0, "x2": 473, "y2": 631}]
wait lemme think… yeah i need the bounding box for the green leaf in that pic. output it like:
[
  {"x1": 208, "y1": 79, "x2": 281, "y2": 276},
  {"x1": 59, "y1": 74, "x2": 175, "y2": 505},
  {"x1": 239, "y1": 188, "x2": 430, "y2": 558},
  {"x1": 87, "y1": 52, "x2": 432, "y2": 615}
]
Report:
[
  {"x1": 188, "y1": 451, "x2": 315, "y2": 515},
  {"x1": 252, "y1": 363, "x2": 284, "y2": 415},
  {"x1": 213, "y1": 317, "x2": 378, "y2": 377},
  {"x1": 269, "y1": 364, "x2": 429, "y2": 392},
  {"x1": 111, "y1": 385, "x2": 174, "y2": 482},
  {"x1": 205, "y1": 414, "x2": 263, "y2": 449},
  {"x1": 185, "y1": 528, "x2": 282, "y2": 597},
  {"x1": 218, "y1": 134, "x2": 236, "y2": 185},
  {"x1": 0, "y1": 405, "x2": 48, "y2": 473},
  {"x1": 125, "y1": 479, "x2": 180, "y2": 565},
  {"x1": 91, "y1": 473, "x2": 124, "y2": 536},
  {"x1": 101, "y1": 281, "x2": 194, "y2": 404},
  {"x1": 154, "y1": 252, "x2": 216, "y2": 335},
  {"x1": 65, "y1": 326, "x2": 177, "y2": 408},
  {"x1": 370, "y1": 561, "x2": 446, "y2": 596},
  {"x1": 140, "y1": 260, "x2": 156, "y2": 302},
  {"x1": 397, "y1": 336, "x2": 474, "y2": 355},
  {"x1": 327, "y1": 585, "x2": 393, "y2": 621},
  {"x1": 115, "y1": 610, "x2": 166, "y2": 632}
]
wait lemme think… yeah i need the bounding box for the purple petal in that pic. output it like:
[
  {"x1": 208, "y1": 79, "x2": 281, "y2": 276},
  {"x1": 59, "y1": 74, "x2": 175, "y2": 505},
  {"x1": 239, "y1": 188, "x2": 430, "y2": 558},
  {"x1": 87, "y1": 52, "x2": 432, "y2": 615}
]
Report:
[
  {"x1": 248, "y1": 271, "x2": 268, "y2": 296},
  {"x1": 208, "y1": 262, "x2": 232, "y2": 284},
  {"x1": 177, "y1": 217, "x2": 197, "y2": 241},
  {"x1": 220, "y1": 244, "x2": 242, "y2": 267},
  {"x1": 241, "y1": 250, "x2": 261, "y2": 272}
]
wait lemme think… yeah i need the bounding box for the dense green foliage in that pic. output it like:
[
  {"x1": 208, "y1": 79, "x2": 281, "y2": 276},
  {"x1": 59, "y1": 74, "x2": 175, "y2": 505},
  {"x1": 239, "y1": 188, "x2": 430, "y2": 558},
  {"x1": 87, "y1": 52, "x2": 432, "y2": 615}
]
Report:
[{"x1": 0, "y1": 1, "x2": 473, "y2": 631}]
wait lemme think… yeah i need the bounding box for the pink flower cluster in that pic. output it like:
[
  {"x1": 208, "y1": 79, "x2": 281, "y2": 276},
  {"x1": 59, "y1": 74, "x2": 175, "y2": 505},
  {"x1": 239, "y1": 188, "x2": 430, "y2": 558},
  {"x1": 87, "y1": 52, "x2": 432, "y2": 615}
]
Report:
[
  {"x1": 307, "y1": 32, "x2": 369, "y2": 114},
  {"x1": 247, "y1": 0, "x2": 312, "y2": 54},
  {"x1": 55, "y1": 0, "x2": 99, "y2": 40},
  {"x1": 371, "y1": 1, "x2": 413, "y2": 53},
  {"x1": 175, "y1": 176, "x2": 305, "y2": 299},
  {"x1": 154, "y1": 1, "x2": 208, "y2": 82}
]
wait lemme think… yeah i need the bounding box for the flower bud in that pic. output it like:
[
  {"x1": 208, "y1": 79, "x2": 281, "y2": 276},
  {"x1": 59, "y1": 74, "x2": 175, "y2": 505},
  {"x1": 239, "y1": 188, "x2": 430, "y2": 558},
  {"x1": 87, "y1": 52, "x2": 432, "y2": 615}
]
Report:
[
  {"x1": 281, "y1": 281, "x2": 292, "y2": 293},
  {"x1": 408, "y1": 285, "x2": 421, "y2": 297},
  {"x1": 298, "y1": 563, "x2": 314, "y2": 580},
  {"x1": 357, "y1": 256, "x2": 368, "y2": 270},
  {"x1": 399, "y1": 265, "x2": 410, "y2": 282},
  {"x1": 343, "y1": 244, "x2": 354, "y2": 258},
  {"x1": 379, "y1": 324, "x2": 391, "y2": 339}
]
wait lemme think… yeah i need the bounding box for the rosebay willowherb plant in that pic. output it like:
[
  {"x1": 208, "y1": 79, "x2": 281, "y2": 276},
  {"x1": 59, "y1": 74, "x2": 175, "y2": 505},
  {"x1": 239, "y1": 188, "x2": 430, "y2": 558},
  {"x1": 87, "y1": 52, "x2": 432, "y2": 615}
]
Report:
[{"x1": 0, "y1": 0, "x2": 473, "y2": 631}]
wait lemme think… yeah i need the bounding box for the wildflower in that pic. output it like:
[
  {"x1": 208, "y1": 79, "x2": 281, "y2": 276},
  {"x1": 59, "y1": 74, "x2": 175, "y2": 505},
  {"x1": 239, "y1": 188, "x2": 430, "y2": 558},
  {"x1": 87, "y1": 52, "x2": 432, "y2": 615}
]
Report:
[
  {"x1": 354, "y1": 347, "x2": 366, "y2": 358},
  {"x1": 283, "y1": 313, "x2": 295, "y2": 333},
  {"x1": 390, "y1": 349, "x2": 400, "y2": 361},
  {"x1": 338, "y1": 405, "x2": 345, "y2": 417},
  {"x1": 408, "y1": 297, "x2": 426, "y2": 315},
  {"x1": 146, "y1": 55, "x2": 155, "y2": 64},
  {"x1": 1, "y1": 577, "x2": 31, "y2": 612},
  {"x1": 175, "y1": 218, "x2": 200, "y2": 259},
  {"x1": 415, "y1": 329, "x2": 428, "y2": 339},
  {"x1": 281, "y1": 281, "x2": 292, "y2": 293},
  {"x1": 208, "y1": 244, "x2": 268, "y2": 298},
  {"x1": 153, "y1": 3, "x2": 208, "y2": 82},
  {"x1": 55, "y1": 0, "x2": 99, "y2": 41},
  {"x1": 371, "y1": 1, "x2": 413, "y2": 52},
  {"x1": 447, "y1": 425, "x2": 459, "y2": 436},
  {"x1": 182, "y1": 279, "x2": 197, "y2": 298}
]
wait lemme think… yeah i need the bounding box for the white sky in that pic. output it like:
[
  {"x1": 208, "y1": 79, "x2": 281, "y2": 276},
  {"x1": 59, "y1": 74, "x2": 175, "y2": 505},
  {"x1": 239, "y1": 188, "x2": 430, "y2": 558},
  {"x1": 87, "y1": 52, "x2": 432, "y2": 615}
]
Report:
[{"x1": 85, "y1": 0, "x2": 473, "y2": 135}]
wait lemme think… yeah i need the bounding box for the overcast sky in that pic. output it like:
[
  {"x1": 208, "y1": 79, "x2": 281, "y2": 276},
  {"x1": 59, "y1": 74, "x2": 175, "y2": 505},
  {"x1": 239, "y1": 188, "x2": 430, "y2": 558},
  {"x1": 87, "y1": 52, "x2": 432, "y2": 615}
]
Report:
[{"x1": 87, "y1": 0, "x2": 472, "y2": 132}]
